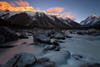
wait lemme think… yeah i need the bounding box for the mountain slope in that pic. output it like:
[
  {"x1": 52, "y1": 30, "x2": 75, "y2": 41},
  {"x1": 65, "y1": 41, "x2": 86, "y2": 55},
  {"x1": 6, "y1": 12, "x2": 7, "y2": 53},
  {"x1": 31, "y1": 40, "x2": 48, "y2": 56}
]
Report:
[
  {"x1": 0, "y1": 11, "x2": 80, "y2": 29},
  {"x1": 81, "y1": 15, "x2": 100, "y2": 29}
]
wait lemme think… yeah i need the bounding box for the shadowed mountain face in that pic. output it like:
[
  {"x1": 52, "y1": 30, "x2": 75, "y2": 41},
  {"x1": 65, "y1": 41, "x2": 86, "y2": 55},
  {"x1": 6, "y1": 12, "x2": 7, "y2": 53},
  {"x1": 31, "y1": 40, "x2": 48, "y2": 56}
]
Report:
[
  {"x1": 81, "y1": 15, "x2": 100, "y2": 29},
  {"x1": 0, "y1": 11, "x2": 80, "y2": 29},
  {"x1": 1, "y1": 11, "x2": 100, "y2": 29},
  {"x1": 8, "y1": 12, "x2": 33, "y2": 26},
  {"x1": 64, "y1": 18, "x2": 81, "y2": 28}
]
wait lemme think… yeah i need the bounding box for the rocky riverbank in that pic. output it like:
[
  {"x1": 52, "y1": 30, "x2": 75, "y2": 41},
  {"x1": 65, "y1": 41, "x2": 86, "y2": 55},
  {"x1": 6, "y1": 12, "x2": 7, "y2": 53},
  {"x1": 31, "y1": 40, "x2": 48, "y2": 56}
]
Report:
[{"x1": 0, "y1": 29, "x2": 100, "y2": 67}]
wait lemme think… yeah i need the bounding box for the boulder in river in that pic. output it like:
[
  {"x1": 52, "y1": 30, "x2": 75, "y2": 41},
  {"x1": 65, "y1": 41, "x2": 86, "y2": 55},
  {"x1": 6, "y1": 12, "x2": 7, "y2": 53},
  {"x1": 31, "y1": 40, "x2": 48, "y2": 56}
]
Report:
[
  {"x1": 53, "y1": 32, "x2": 66, "y2": 40},
  {"x1": 0, "y1": 26, "x2": 18, "y2": 44},
  {"x1": 80, "y1": 63, "x2": 100, "y2": 67},
  {"x1": 5, "y1": 53, "x2": 36, "y2": 67},
  {"x1": 44, "y1": 44, "x2": 60, "y2": 51},
  {"x1": 36, "y1": 57, "x2": 56, "y2": 67},
  {"x1": 41, "y1": 50, "x2": 71, "y2": 65},
  {"x1": 37, "y1": 57, "x2": 50, "y2": 64},
  {"x1": 33, "y1": 34, "x2": 51, "y2": 44}
]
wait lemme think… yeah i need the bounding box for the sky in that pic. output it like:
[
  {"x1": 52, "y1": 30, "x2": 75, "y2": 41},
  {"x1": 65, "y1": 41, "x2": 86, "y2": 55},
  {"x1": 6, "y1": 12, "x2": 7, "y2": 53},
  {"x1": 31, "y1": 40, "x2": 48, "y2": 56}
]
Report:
[{"x1": 0, "y1": 0, "x2": 100, "y2": 22}]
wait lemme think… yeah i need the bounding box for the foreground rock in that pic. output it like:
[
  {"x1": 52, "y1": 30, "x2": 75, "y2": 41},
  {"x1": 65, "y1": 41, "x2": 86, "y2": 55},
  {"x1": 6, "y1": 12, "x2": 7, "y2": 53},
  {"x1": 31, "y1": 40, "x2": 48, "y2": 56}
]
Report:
[
  {"x1": 33, "y1": 34, "x2": 51, "y2": 44},
  {"x1": 66, "y1": 54, "x2": 100, "y2": 67},
  {"x1": 44, "y1": 44, "x2": 60, "y2": 51},
  {"x1": 0, "y1": 26, "x2": 18, "y2": 44},
  {"x1": 16, "y1": 32, "x2": 28, "y2": 39},
  {"x1": 41, "y1": 50, "x2": 71, "y2": 65},
  {"x1": 5, "y1": 53, "x2": 36, "y2": 67},
  {"x1": 34, "y1": 57, "x2": 56, "y2": 67},
  {"x1": 33, "y1": 33, "x2": 60, "y2": 44},
  {"x1": 80, "y1": 63, "x2": 100, "y2": 67},
  {"x1": 53, "y1": 32, "x2": 66, "y2": 40}
]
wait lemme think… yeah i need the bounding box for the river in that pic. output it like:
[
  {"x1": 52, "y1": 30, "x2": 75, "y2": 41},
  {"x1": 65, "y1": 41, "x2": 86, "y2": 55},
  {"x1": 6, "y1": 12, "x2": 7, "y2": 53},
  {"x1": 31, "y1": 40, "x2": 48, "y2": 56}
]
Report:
[{"x1": 0, "y1": 34, "x2": 100, "y2": 65}]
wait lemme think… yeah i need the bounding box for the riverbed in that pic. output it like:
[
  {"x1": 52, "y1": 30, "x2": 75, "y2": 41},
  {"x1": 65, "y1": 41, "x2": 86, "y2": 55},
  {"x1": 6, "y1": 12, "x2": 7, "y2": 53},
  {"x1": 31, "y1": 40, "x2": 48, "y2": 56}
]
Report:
[{"x1": 0, "y1": 33, "x2": 100, "y2": 66}]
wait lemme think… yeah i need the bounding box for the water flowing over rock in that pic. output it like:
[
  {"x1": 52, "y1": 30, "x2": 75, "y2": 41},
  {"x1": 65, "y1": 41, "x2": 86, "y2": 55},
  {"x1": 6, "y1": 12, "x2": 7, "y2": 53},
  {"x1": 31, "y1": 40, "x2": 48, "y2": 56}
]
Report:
[
  {"x1": 41, "y1": 50, "x2": 71, "y2": 65},
  {"x1": 5, "y1": 53, "x2": 36, "y2": 67}
]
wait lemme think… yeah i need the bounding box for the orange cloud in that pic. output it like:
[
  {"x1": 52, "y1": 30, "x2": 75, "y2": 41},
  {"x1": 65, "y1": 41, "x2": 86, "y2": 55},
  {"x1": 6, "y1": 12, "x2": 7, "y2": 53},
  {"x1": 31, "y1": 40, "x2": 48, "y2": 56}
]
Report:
[
  {"x1": 0, "y1": 1, "x2": 75, "y2": 19},
  {"x1": 61, "y1": 12, "x2": 75, "y2": 19},
  {"x1": 46, "y1": 7, "x2": 64, "y2": 13},
  {"x1": 0, "y1": 1, "x2": 15, "y2": 11},
  {"x1": 0, "y1": 1, "x2": 36, "y2": 12}
]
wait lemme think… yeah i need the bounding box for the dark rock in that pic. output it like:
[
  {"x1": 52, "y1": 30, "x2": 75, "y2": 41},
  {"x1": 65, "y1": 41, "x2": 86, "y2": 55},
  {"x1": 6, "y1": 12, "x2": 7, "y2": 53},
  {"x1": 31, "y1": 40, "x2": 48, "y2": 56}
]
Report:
[
  {"x1": 0, "y1": 34, "x2": 6, "y2": 44},
  {"x1": 37, "y1": 57, "x2": 50, "y2": 64},
  {"x1": 5, "y1": 53, "x2": 36, "y2": 67},
  {"x1": 44, "y1": 45, "x2": 60, "y2": 51},
  {"x1": 54, "y1": 33, "x2": 66, "y2": 40},
  {"x1": 18, "y1": 34, "x2": 28, "y2": 39},
  {"x1": 33, "y1": 34, "x2": 51, "y2": 44},
  {"x1": 52, "y1": 41, "x2": 59, "y2": 46},
  {"x1": 57, "y1": 40, "x2": 64, "y2": 43},
  {"x1": 66, "y1": 35, "x2": 72, "y2": 38},
  {"x1": 0, "y1": 26, "x2": 18, "y2": 44},
  {"x1": 81, "y1": 63, "x2": 100, "y2": 67},
  {"x1": 34, "y1": 58, "x2": 56, "y2": 67},
  {"x1": 77, "y1": 32, "x2": 86, "y2": 35},
  {"x1": 72, "y1": 54, "x2": 84, "y2": 60},
  {"x1": 44, "y1": 45, "x2": 56, "y2": 51},
  {"x1": 42, "y1": 50, "x2": 71, "y2": 64},
  {"x1": 43, "y1": 41, "x2": 60, "y2": 51},
  {"x1": 53, "y1": 46, "x2": 60, "y2": 51},
  {"x1": 42, "y1": 61, "x2": 56, "y2": 67},
  {"x1": 0, "y1": 45, "x2": 15, "y2": 48}
]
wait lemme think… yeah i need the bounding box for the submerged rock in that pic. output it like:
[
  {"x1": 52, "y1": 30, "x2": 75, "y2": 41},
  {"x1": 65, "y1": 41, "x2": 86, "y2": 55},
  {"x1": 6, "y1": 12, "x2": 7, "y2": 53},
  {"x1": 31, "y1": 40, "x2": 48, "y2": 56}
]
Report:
[
  {"x1": 80, "y1": 63, "x2": 100, "y2": 67},
  {"x1": 77, "y1": 32, "x2": 86, "y2": 35},
  {"x1": 43, "y1": 39, "x2": 60, "y2": 51},
  {"x1": 54, "y1": 33, "x2": 66, "y2": 40},
  {"x1": 44, "y1": 44, "x2": 60, "y2": 51},
  {"x1": 37, "y1": 57, "x2": 50, "y2": 64},
  {"x1": 66, "y1": 35, "x2": 72, "y2": 38},
  {"x1": 72, "y1": 54, "x2": 84, "y2": 60},
  {"x1": 44, "y1": 45, "x2": 56, "y2": 51},
  {"x1": 41, "y1": 50, "x2": 71, "y2": 65},
  {"x1": 35, "y1": 57, "x2": 56, "y2": 67},
  {"x1": 5, "y1": 53, "x2": 36, "y2": 67},
  {"x1": 33, "y1": 34, "x2": 51, "y2": 44},
  {"x1": 42, "y1": 61, "x2": 56, "y2": 67}
]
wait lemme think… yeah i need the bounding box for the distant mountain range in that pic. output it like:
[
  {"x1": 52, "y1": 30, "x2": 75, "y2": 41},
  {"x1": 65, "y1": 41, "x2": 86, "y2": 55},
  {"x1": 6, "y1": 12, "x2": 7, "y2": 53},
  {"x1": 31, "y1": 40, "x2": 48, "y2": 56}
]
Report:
[
  {"x1": 0, "y1": 11, "x2": 100, "y2": 29},
  {"x1": 81, "y1": 15, "x2": 100, "y2": 29}
]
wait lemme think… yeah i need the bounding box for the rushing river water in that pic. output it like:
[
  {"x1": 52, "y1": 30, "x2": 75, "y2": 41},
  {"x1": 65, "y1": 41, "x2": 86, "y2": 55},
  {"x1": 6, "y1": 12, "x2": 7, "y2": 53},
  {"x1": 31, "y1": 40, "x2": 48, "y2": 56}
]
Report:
[
  {"x1": 61, "y1": 34, "x2": 100, "y2": 63},
  {"x1": 0, "y1": 34, "x2": 100, "y2": 65}
]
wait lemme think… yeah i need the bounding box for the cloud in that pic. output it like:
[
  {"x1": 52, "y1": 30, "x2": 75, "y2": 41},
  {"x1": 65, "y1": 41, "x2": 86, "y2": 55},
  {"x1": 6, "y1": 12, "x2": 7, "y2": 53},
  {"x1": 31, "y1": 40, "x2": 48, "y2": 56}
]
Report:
[
  {"x1": 15, "y1": 0, "x2": 30, "y2": 6},
  {"x1": 46, "y1": 7, "x2": 64, "y2": 13},
  {"x1": 61, "y1": 12, "x2": 75, "y2": 19},
  {"x1": 0, "y1": 1, "x2": 36, "y2": 12},
  {"x1": 0, "y1": 1, "x2": 75, "y2": 19}
]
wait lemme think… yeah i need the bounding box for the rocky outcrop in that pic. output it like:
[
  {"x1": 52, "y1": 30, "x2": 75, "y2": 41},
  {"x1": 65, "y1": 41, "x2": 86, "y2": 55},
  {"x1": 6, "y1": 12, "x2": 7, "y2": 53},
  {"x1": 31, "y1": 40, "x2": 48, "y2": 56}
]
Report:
[
  {"x1": 0, "y1": 26, "x2": 18, "y2": 44},
  {"x1": 41, "y1": 50, "x2": 71, "y2": 65},
  {"x1": 4, "y1": 53, "x2": 56, "y2": 67},
  {"x1": 5, "y1": 53, "x2": 36, "y2": 67},
  {"x1": 44, "y1": 44, "x2": 60, "y2": 51},
  {"x1": 36, "y1": 57, "x2": 56, "y2": 67}
]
